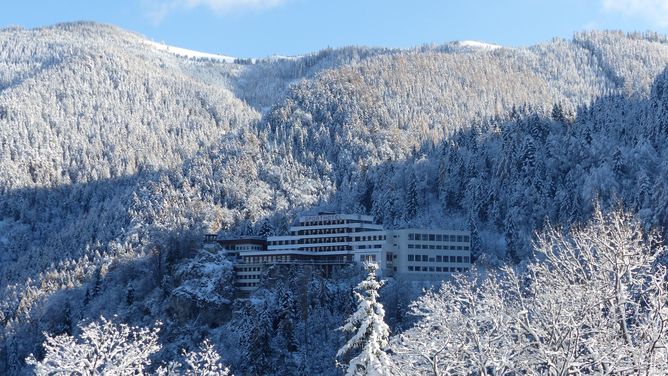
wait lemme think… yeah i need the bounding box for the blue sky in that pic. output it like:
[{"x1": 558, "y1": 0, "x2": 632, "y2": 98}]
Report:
[{"x1": 1, "y1": 0, "x2": 668, "y2": 57}]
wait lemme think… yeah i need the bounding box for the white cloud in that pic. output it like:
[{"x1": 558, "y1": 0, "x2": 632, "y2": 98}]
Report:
[
  {"x1": 180, "y1": 0, "x2": 287, "y2": 13},
  {"x1": 144, "y1": 0, "x2": 288, "y2": 24},
  {"x1": 602, "y1": 0, "x2": 668, "y2": 28}
]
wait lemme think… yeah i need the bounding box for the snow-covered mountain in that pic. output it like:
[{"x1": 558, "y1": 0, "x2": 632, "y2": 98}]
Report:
[{"x1": 2, "y1": 22, "x2": 668, "y2": 374}]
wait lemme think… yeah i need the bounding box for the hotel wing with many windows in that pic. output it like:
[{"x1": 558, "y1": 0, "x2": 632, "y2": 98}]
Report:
[{"x1": 215, "y1": 213, "x2": 471, "y2": 293}]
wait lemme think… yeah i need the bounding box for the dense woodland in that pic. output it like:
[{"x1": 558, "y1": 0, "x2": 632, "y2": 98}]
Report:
[{"x1": 2, "y1": 22, "x2": 668, "y2": 374}]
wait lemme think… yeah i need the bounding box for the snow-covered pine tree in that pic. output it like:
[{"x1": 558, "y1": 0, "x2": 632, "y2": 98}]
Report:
[
  {"x1": 259, "y1": 218, "x2": 274, "y2": 237},
  {"x1": 240, "y1": 302, "x2": 274, "y2": 376},
  {"x1": 467, "y1": 214, "x2": 483, "y2": 262},
  {"x1": 504, "y1": 212, "x2": 521, "y2": 262},
  {"x1": 551, "y1": 102, "x2": 565, "y2": 123},
  {"x1": 275, "y1": 282, "x2": 299, "y2": 353},
  {"x1": 404, "y1": 172, "x2": 418, "y2": 222},
  {"x1": 336, "y1": 263, "x2": 393, "y2": 376}
]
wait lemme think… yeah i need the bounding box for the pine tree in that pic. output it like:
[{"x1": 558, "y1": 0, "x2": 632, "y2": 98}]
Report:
[
  {"x1": 91, "y1": 269, "x2": 102, "y2": 298},
  {"x1": 504, "y1": 213, "x2": 521, "y2": 263},
  {"x1": 259, "y1": 218, "x2": 274, "y2": 238},
  {"x1": 6, "y1": 332, "x2": 19, "y2": 376},
  {"x1": 61, "y1": 302, "x2": 73, "y2": 336},
  {"x1": 468, "y1": 214, "x2": 483, "y2": 262},
  {"x1": 275, "y1": 282, "x2": 299, "y2": 353},
  {"x1": 241, "y1": 303, "x2": 274, "y2": 376},
  {"x1": 337, "y1": 263, "x2": 393, "y2": 376},
  {"x1": 612, "y1": 147, "x2": 625, "y2": 176},
  {"x1": 636, "y1": 170, "x2": 651, "y2": 209},
  {"x1": 520, "y1": 136, "x2": 536, "y2": 173},
  {"x1": 240, "y1": 220, "x2": 254, "y2": 236},
  {"x1": 126, "y1": 284, "x2": 135, "y2": 306},
  {"x1": 404, "y1": 172, "x2": 418, "y2": 221},
  {"x1": 551, "y1": 103, "x2": 565, "y2": 123},
  {"x1": 437, "y1": 144, "x2": 449, "y2": 212}
]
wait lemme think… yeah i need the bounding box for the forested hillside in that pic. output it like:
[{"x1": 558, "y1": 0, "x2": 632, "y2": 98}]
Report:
[{"x1": 2, "y1": 22, "x2": 668, "y2": 374}]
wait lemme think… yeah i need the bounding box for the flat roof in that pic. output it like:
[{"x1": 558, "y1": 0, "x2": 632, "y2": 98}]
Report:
[
  {"x1": 299, "y1": 213, "x2": 374, "y2": 222},
  {"x1": 217, "y1": 237, "x2": 267, "y2": 246}
]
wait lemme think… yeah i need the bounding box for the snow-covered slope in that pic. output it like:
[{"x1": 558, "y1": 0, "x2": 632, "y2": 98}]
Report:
[
  {"x1": 453, "y1": 40, "x2": 503, "y2": 50},
  {"x1": 4, "y1": 22, "x2": 668, "y2": 376},
  {"x1": 145, "y1": 40, "x2": 237, "y2": 62}
]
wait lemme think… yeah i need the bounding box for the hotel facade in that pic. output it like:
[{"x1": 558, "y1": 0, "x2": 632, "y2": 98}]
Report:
[{"x1": 215, "y1": 213, "x2": 472, "y2": 293}]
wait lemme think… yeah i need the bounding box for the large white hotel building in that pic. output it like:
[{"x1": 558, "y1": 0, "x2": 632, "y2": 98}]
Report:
[{"x1": 216, "y1": 213, "x2": 471, "y2": 293}]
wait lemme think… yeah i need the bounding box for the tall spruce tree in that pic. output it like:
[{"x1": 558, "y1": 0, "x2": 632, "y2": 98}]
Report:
[
  {"x1": 337, "y1": 263, "x2": 393, "y2": 376},
  {"x1": 468, "y1": 214, "x2": 483, "y2": 262},
  {"x1": 404, "y1": 172, "x2": 418, "y2": 221},
  {"x1": 259, "y1": 218, "x2": 274, "y2": 237}
]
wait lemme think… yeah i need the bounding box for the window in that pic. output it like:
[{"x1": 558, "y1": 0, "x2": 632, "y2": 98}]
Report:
[
  {"x1": 457, "y1": 256, "x2": 463, "y2": 263},
  {"x1": 406, "y1": 254, "x2": 413, "y2": 262},
  {"x1": 464, "y1": 246, "x2": 470, "y2": 250},
  {"x1": 408, "y1": 266, "x2": 414, "y2": 271},
  {"x1": 464, "y1": 256, "x2": 470, "y2": 263},
  {"x1": 429, "y1": 245, "x2": 435, "y2": 250},
  {"x1": 436, "y1": 255, "x2": 442, "y2": 262},
  {"x1": 457, "y1": 246, "x2": 463, "y2": 250},
  {"x1": 436, "y1": 234, "x2": 442, "y2": 241},
  {"x1": 409, "y1": 233, "x2": 415, "y2": 240},
  {"x1": 429, "y1": 234, "x2": 435, "y2": 241},
  {"x1": 436, "y1": 266, "x2": 442, "y2": 272},
  {"x1": 443, "y1": 235, "x2": 449, "y2": 242},
  {"x1": 422, "y1": 245, "x2": 429, "y2": 249},
  {"x1": 374, "y1": 244, "x2": 382, "y2": 249},
  {"x1": 436, "y1": 245, "x2": 442, "y2": 250},
  {"x1": 429, "y1": 258, "x2": 435, "y2": 262},
  {"x1": 457, "y1": 235, "x2": 463, "y2": 242},
  {"x1": 408, "y1": 244, "x2": 414, "y2": 249},
  {"x1": 422, "y1": 255, "x2": 429, "y2": 262},
  {"x1": 422, "y1": 266, "x2": 429, "y2": 271},
  {"x1": 355, "y1": 236, "x2": 360, "y2": 241},
  {"x1": 415, "y1": 234, "x2": 421, "y2": 241},
  {"x1": 464, "y1": 235, "x2": 470, "y2": 242},
  {"x1": 429, "y1": 266, "x2": 435, "y2": 272},
  {"x1": 450, "y1": 256, "x2": 456, "y2": 262}
]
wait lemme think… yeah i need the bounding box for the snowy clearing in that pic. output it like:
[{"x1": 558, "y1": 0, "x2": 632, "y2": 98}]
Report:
[{"x1": 145, "y1": 40, "x2": 237, "y2": 62}]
